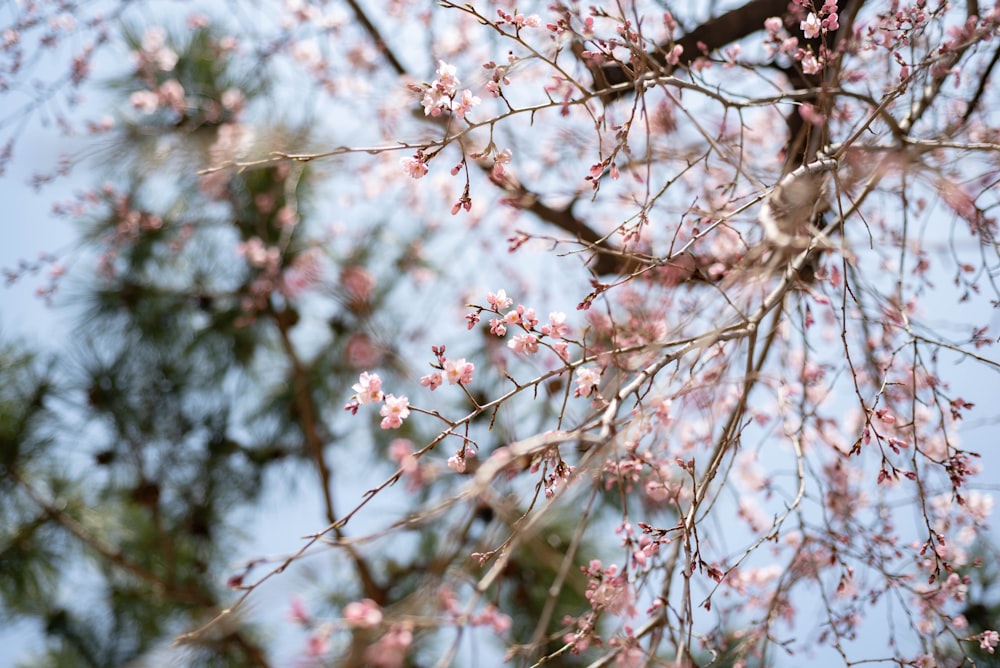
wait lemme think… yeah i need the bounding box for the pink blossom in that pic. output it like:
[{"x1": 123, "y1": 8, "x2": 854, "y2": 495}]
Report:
[
  {"x1": 129, "y1": 90, "x2": 160, "y2": 113},
  {"x1": 352, "y1": 372, "x2": 384, "y2": 405},
  {"x1": 489, "y1": 318, "x2": 507, "y2": 336},
  {"x1": 401, "y1": 155, "x2": 428, "y2": 179},
  {"x1": 654, "y1": 398, "x2": 672, "y2": 424},
  {"x1": 447, "y1": 453, "x2": 466, "y2": 473},
  {"x1": 237, "y1": 237, "x2": 280, "y2": 271},
  {"x1": 421, "y1": 89, "x2": 449, "y2": 117},
  {"x1": 966, "y1": 490, "x2": 994, "y2": 522},
  {"x1": 306, "y1": 625, "x2": 332, "y2": 656},
  {"x1": 274, "y1": 206, "x2": 299, "y2": 228},
  {"x1": 585, "y1": 564, "x2": 635, "y2": 617},
  {"x1": 645, "y1": 480, "x2": 670, "y2": 502},
  {"x1": 139, "y1": 26, "x2": 178, "y2": 71},
  {"x1": 666, "y1": 44, "x2": 683, "y2": 66},
  {"x1": 287, "y1": 595, "x2": 310, "y2": 625},
  {"x1": 508, "y1": 333, "x2": 539, "y2": 354},
  {"x1": 541, "y1": 311, "x2": 569, "y2": 337},
  {"x1": 491, "y1": 148, "x2": 513, "y2": 180},
  {"x1": 157, "y1": 79, "x2": 186, "y2": 113},
  {"x1": 340, "y1": 265, "x2": 375, "y2": 303},
  {"x1": 799, "y1": 102, "x2": 826, "y2": 125},
  {"x1": 447, "y1": 447, "x2": 475, "y2": 474},
  {"x1": 472, "y1": 603, "x2": 512, "y2": 634},
  {"x1": 420, "y1": 372, "x2": 443, "y2": 390},
  {"x1": 344, "y1": 598, "x2": 383, "y2": 628},
  {"x1": 764, "y1": 16, "x2": 784, "y2": 34},
  {"x1": 421, "y1": 60, "x2": 461, "y2": 116},
  {"x1": 364, "y1": 624, "x2": 413, "y2": 668},
  {"x1": 801, "y1": 52, "x2": 823, "y2": 74},
  {"x1": 187, "y1": 13, "x2": 210, "y2": 28},
  {"x1": 379, "y1": 394, "x2": 410, "y2": 429},
  {"x1": 434, "y1": 60, "x2": 459, "y2": 96},
  {"x1": 221, "y1": 88, "x2": 245, "y2": 113},
  {"x1": 575, "y1": 366, "x2": 601, "y2": 397},
  {"x1": 345, "y1": 333, "x2": 384, "y2": 370},
  {"x1": 281, "y1": 250, "x2": 323, "y2": 297},
  {"x1": 487, "y1": 288, "x2": 513, "y2": 310},
  {"x1": 981, "y1": 630, "x2": 1000, "y2": 654},
  {"x1": 443, "y1": 358, "x2": 474, "y2": 385},
  {"x1": 452, "y1": 89, "x2": 481, "y2": 119},
  {"x1": 141, "y1": 26, "x2": 166, "y2": 53},
  {"x1": 801, "y1": 12, "x2": 822, "y2": 39}
]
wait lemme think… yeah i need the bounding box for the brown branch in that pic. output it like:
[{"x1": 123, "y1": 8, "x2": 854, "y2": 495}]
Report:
[
  {"x1": 343, "y1": 0, "x2": 407, "y2": 76},
  {"x1": 594, "y1": 0, "x2": 790, "y2": 100},
  {"x1": 506, "y1": 179, "x2": 626, "y2": 276}
]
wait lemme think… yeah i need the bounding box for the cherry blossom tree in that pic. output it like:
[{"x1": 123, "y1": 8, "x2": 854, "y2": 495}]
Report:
[{"x1": 3, "y1": 0, "x2": 1000, "y2": 666}]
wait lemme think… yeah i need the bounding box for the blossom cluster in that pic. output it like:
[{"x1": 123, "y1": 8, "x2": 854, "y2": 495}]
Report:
[
  {"x1": 419, "y1": 60, "x2": 481, "y2": 119},
  {"x1": 419, "y1": 344, "x2": 475, "y2": 391},
  {"x1": 762, "y1": 1, "x2": 839, "y2": 75},
  {"x1": 346, "y1": 372, "x2": 410, "y2": 430},
  {"x1": 465, "y1": 288, "x2": 573, "y2": 361}
]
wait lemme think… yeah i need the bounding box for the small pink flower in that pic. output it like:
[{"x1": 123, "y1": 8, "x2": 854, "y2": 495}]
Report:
[
  {"x1": 420, "y1": 372, "x2": 443, "y2": 390},
  {"x1": 340, "y1": 265, "x2": 375, "y2": 304},
  {"x1": 287, "y1": 595, "x2": 310, "y2": 625},
  {"x1": 364, "y1": 624, "x2": 413, "y2": 668},
  {"x1": 452, "y1": 89, "x2": 481, "y2": 119},
  {"x1": 129, "y1": 90, "x2": 160, "y2": 113},
  {"x1": 344, "y1": 598, "x2": 383, "y2": 629},
  {"x1": 379, "y1": 394, "x2": 410, "y2": 429},
  {"x1": 519, "y1": 307, "x2": 538, "y2": 329},
  {"x1": 981, "y1": 630, "x2": 1000, "y2": 654},
  {"x1": 352, "y1": 372, "x2": 384, "y2": 405},
  {"x1": 275, "y1": 205, "x2": 297, "y2": 229},
  {"x1": 237, "y1": 237, "x2": 280, "y2": 271},
  {"x1": 157, "y1": 79, "x2": 186, "y2": 113},
  {"x1": 574, "y1": 366, "x2": 601, "y2": 397},
  {"x1": 443, "y1": 358, "x2": 474, "y2": 385},
  {"x1": 447, "y1": 447, "x2": 474, "y2": 473},
  {"x1": 221, "y1": 87, "x2": 245, "y2": 112},
  {"x1": 801, "y1": 52, "x2": 822, "y2": 74},
  {"x1": 345, "y1": 333, "x2": 384, "y2": 370},
  {"x1": 491, "y1": 149, "x2": 512, "y2": 180},
  {"x1": 487, "y1": 288, "x2": 513, "y2": 310},
  {"x1": 434, "y1": 60, "x2": 459, "y2": 95},
  {"x1": 489, "y1": 318, "x2": 507, "y2": 336},
  {"x1": 801, "y1": 12, "x2": 822, "y2": 39},
  {"x1": 306, "y1": 625, "x2": 332, "y2": 656},
  {"x1": 401, "y1": 155, "x2": 428, "y2": 179},
  {"x1": 799, "y1": 102, "x2": 826, "y2": 126},
  {"x1": 508, "y1": 333, "x2": 539, "y2": 354},
  {"x1": 541, "y1": 312, "x2": 569, "y2": 338},
  {"x1": 666, "y1": 44, "x2": 683, "y2": 66},
  {"x1": 447, "y1": 454, "x2": 466, "y2": 473}
]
